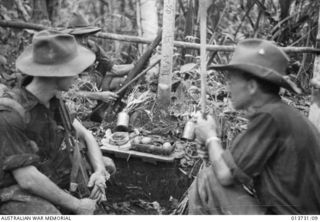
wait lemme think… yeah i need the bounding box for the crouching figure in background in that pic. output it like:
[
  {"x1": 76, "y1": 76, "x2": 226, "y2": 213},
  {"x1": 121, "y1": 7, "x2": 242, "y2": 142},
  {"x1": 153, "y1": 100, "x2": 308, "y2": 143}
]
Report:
[{"x1": 64, "y1": 12, "x2": 134, "y2": 104}]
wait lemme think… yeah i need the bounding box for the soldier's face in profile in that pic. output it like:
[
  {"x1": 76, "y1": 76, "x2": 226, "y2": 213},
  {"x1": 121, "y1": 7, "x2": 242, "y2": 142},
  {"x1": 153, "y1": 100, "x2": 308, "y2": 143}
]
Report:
[{"x1": 226, "y1": 70, "x2": 252, "y2": 110}]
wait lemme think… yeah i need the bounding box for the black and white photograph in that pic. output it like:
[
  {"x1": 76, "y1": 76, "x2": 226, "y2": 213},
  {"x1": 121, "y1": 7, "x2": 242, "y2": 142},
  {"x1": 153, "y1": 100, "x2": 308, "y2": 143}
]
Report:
[{"x1": 0, "y1": 0, "x2": 319, "y2": 219}]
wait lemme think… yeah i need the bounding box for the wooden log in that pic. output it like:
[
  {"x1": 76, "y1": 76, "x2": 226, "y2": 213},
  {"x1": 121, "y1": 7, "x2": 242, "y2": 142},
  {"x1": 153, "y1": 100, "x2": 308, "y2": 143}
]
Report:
[
  {"x1": 157, "y1": 0, "x2": 176, "y2": 108},
  {"x1": 308, "y1": 6, "x2": 320, "y2": 132},
  {"x1": 1, "y1": 20, "x2": 319, "y2": 54},
  {"x1": 95, "y1": 32, "x2": 152, "y2": 44},
  {"x1": 0, "y1": 20, "x2": 46, "y2": 30}
]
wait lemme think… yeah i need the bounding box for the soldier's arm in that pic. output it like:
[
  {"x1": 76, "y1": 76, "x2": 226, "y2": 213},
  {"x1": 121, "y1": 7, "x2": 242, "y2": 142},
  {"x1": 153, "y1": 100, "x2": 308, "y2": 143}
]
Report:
[
  {"x1": 206, "y1": 137, "x2": 234, "y2": 185},
  {"x1": 195, "y1": 113, "x2": 234, "y2": 186},
  {"x1": 110, "y1": 64, "x2": 134, "y2": 76},
  {"x1": 73, "y1": 91, "x2": 118, "y2": 102},
  {"x1": 0, "y1": 110, "x2": 96, "y2": 214},
  {"x1": 12, "y1": 165, "x2": 96, "y2": 214},
  {"x1": 73, "y1": 119, "x2": 106, "y2": 174},
  {"x1": 73, "y1": 119, "x2": 109, "y2": 201}
]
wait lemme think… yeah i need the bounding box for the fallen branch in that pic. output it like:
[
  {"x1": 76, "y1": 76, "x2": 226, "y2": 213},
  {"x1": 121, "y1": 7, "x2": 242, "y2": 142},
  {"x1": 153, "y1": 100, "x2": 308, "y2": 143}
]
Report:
[
  {"x1": 95, "y1": 32, "x2": 151, "y2": 44},
  {"x1": 1, "y1": 20, "x2": 320, "y2": 54},
  {"x1": 0, "y1": 20, "x2": 45, "y2": 30}
]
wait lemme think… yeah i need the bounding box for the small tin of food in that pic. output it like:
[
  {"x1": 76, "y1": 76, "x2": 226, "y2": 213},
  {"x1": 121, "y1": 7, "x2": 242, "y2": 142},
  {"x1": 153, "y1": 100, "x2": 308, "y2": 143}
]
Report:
[
  {"x1": 182, "y1": 120, "x2": 195, "y2": 141},
  {"x1": 116, "y1": 111, "x2": 130, "y2": 131}
]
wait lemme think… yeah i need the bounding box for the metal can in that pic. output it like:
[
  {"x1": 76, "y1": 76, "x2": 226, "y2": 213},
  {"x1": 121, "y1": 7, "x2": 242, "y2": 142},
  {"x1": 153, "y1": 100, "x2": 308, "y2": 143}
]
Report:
[
  {"x1": 116, "y1": 111, "x2": 129, "y2": 131},
  {"x1": 182, "y1": 120, "x2": 195, "y2": 141}
]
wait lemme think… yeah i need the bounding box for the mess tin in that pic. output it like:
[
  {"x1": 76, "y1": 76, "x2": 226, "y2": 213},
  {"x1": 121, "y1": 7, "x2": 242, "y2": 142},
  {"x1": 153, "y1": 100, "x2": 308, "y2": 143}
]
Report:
[
  {"x1": 182, "y1": 120, "x2": 196, "y2": 141},
  {"x1": 115, "y1": 111, "x2": 129, "y2": 132}
]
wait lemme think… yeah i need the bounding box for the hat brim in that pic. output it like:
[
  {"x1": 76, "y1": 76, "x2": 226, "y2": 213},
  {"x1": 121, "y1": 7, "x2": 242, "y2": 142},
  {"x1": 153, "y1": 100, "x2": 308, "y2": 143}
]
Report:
[
  {"x1": 64, "y1": 26, "x2": 101, "y2": 35},
  {"x1": 209, "y1": 63, "x2": 301, "y2": 94},
  {"x1": 16, "y1": 45, "x2": 96, "y2": 77}
]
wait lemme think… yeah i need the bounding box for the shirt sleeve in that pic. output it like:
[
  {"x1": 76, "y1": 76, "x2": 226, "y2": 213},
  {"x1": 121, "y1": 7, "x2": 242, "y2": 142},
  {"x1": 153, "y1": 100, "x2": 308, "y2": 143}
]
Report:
[
  {"x1": 222, "y1": 112, "x2": 279, "y2": 185},
  {"x1": 0, "y1": 110, "x2": 40, "y2": 172}
]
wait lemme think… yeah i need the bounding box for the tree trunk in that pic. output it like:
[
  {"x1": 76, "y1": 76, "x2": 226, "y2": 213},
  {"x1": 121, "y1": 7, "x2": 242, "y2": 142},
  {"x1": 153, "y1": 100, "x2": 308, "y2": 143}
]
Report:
[
  {"x1": 110, "y1": 0, "x2": 123, "y2": 58},
  {"x1": 138, "y1": 0, "x2": 159, "y2": 52},
  {"x1": 308, "y1": 5, "x2": 320, "y2": 132},
  {"x1": 46, "y1": 0, "x2": 61, "y2": 26},
  {"x1": 181, "y1": 0, "x2": 196, "y2": 64},
  {"x1": 31, "y1": 0, "x2": 49, "y2": 23}
]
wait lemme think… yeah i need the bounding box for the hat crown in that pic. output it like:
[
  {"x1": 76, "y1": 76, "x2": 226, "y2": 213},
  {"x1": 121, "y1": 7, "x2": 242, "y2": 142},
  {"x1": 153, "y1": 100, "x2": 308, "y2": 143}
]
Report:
[
  {"x1": 32, "y1": 31, "x2": 78, "y2": 65},
  {"x1": 67, "y1": 12, "x2": 90, "y2": 28},
  {"x1": 230, "y1": 39, "x2": 289, "y2": 76}
]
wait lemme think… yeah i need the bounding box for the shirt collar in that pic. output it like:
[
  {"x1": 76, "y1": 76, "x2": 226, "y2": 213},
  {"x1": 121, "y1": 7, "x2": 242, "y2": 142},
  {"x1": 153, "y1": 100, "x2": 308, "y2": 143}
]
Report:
[
  {"x1": 20, "y1": 87, "x2": 59, "y2": 111},
  {"x1": 246, "y1": 95, "x2": 281, "y2": 119}
]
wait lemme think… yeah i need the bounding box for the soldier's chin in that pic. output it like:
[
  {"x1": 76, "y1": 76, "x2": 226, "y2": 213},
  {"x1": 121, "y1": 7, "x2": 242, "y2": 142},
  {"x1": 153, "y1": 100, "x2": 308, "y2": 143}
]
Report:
[{"x1": 231, "y1": 101, "x2": 243, "y2": 111}]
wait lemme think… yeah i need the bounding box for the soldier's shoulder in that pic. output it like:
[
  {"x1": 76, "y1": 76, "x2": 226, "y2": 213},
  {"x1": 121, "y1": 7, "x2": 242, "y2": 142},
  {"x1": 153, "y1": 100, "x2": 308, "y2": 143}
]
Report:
[{"x1": 0, "y1": 86, "x2": 28, "y2": 128}]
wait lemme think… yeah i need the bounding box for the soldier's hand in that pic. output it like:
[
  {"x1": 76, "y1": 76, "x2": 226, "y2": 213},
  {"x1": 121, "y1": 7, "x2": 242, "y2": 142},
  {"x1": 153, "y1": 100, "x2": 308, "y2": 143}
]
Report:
[
  {"x1": 75, "y1": 198, "x2": 97, "y2": 215},
  {"x1": 195, "y1": 139, "x2": 209, "y2": 161},
  {"x1": 88, "y1": 171, "x2": 109, "y2": 202},
  {"x1": 98, "y1": 91, "x2": 118, "y2": 102},
  {"x1": 194, "y1": 111, "x2": 218, "y2": 144}
]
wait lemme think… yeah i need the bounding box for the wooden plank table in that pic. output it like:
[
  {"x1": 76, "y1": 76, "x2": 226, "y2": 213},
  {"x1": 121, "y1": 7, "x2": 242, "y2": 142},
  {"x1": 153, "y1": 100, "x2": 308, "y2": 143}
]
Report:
[{"x1": 101, "y1": 142, "x2": 184, "y2": 165}]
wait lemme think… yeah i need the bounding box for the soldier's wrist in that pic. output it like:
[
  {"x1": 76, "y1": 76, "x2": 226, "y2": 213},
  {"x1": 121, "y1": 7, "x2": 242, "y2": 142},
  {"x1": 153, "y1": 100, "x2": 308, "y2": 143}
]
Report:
[
  {"x1": 95, "y1": 167, "x2": 107, "y2": 175},
  {"x1": 203, "y1": 130, "x2": 217, "y2": 141},
  {"x1": 70, "y1": 198, "x2": 82, "y2": 213},
  {"x1": 205, "y1": 136, "x2": 220, "y2": 147}
]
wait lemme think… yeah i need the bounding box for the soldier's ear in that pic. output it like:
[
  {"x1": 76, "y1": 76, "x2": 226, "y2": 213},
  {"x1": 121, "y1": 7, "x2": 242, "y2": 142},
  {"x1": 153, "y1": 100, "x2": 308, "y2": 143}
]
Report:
[{"x1": 247, "y1": 79, "x2": 259, "y2": 95}]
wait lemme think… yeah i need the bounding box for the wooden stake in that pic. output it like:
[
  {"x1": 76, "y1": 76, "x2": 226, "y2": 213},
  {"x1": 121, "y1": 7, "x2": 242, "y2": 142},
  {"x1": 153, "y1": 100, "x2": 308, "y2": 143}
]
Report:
[
  {"x1": 157, "y1": 0, "x2": 176, "y2": 108},
  {"x1": 308, "y1": 6, "x2": 320, "y2": 132},
  {"x1": 200, "y1": 0, "x2": 207, "y2": 115}
]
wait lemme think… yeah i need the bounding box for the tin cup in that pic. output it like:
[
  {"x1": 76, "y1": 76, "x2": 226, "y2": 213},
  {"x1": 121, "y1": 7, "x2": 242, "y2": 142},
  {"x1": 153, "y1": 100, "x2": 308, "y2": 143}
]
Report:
[
  {"x1": 182, "y1": 120, "x2": 195, "y2": 141},
  {"x1": 115, "y1": 111, "x2": 129, "y2": 132}
]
